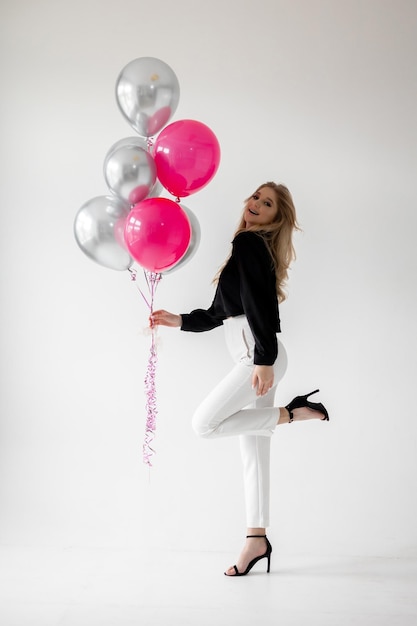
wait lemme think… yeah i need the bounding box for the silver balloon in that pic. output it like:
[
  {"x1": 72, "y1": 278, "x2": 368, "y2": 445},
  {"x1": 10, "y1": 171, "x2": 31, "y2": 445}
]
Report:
[
  {"x1": 74, "y1": 195, "x2": 132, "y2": 271},
  {"x1": 115, "y1": 57, "x2": 180, "y2": 137},
  {"x1": 164, "y1": 204, "x2": 201, "y2": 273},
  {"x1": 148, "y1": 178, "x2": 163, "y2": 199},
  {"x1": 106, "y1": 135, "x2": 149, "y2": 156},
  {"x1": 103, "y1": 144, "x2": 157, "y2": 205}
]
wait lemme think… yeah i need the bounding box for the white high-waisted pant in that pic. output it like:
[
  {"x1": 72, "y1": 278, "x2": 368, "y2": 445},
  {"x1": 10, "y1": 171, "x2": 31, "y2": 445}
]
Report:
[{"x1": 192, "y1": 315, "x2": 288, "y2": 528}]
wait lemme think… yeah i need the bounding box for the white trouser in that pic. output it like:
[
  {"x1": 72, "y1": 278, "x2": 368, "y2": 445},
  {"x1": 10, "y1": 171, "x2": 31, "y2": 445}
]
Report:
[{"x1": 192, "y1": 316, "x2": 288, "y2": 528}]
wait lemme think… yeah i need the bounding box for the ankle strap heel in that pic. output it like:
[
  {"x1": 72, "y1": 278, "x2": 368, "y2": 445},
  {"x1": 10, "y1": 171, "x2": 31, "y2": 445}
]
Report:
[
  {"x1": 285, "y1": 389, "x2": 329, "y2": 422},
  {"x1": 225, "y1": 536, "x2": 272, "y2": 577}
]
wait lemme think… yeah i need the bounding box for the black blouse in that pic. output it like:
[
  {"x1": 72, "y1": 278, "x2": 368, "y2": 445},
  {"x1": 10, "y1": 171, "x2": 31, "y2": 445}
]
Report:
[{"x1": 180, "y1": 231, "x2": 280, "y2": 365}]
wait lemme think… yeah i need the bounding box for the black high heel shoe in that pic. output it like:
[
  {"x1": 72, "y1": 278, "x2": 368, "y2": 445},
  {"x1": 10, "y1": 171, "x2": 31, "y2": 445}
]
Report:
[
  {"x1": 285, "y1": 389, "x2": 329, "y2": 422},
  {"x1": 224, "y1": 535, "x2": 272, "y2": 577}
]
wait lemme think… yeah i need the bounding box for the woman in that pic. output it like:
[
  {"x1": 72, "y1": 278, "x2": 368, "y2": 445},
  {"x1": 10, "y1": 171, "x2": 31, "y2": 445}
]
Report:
[{"x1": 150, "y1": 182, "x2": 329, "y2": 576}]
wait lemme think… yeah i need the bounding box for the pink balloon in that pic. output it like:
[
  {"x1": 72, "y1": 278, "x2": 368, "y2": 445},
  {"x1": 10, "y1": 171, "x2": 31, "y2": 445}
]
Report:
[
  {"x1": 154, "y1": 119, "x2": 221, "y2": 198},
  {"x1": 124, "y1": 197, "x2": 191, "y2": 272}
]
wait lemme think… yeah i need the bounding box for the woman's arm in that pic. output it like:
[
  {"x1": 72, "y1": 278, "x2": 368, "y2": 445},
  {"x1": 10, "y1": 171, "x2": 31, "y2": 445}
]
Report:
[
  {"x1": 150, "y1": 309, "x2": 182, "y2": 328},
  {"x1": 233, "y1": 232, "x2": 279, "y2": 365},
  {"x1": 150, "y1": 307, "x2": 224, "y2": 331}
]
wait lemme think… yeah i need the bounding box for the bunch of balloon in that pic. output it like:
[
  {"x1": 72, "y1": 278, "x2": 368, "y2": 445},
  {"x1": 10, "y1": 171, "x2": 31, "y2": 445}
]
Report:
[
  {"x1": 73, "y1": 57, "x2": 182, "y2": 274},
  {"x1": 73, "y1": 56, "x2": 221, "y2": 467},
  {"x1": 112, "y1": 57, "x2": 221, "y2": 275}
]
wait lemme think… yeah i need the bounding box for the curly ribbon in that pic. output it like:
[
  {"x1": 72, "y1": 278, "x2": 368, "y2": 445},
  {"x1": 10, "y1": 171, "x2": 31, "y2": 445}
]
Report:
[{"x1": 129, "y1": 268, "x2": 162, "y2": 467}]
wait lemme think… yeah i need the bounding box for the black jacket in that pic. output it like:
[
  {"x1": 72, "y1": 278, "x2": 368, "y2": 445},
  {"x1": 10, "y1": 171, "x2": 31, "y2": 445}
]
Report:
[{"x1": 180, "y1": 231, "x2": 280, "y2": 365}]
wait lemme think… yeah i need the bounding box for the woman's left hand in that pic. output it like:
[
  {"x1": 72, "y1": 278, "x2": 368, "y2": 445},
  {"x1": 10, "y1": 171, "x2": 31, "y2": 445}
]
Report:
[{"x1": 252, "y1": 365, "x2": 275, "y2": 396}]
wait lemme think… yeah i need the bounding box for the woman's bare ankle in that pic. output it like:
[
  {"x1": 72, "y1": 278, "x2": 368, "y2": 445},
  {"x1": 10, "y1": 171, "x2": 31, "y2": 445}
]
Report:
[{"x1": 277, "y1": 407, "x2": 290, "y2": 425}]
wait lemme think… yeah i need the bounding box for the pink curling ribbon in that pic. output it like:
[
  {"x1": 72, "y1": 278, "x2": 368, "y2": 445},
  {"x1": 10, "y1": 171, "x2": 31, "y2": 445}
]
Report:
[{"x1": 129, "y1": 268, "x2": 162, "y2": 467}]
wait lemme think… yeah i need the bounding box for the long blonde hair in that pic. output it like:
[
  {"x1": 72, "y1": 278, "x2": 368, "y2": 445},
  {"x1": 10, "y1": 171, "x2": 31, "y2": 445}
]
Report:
[{"x1": 216, "y1": 182, "x2": 300, "y2": 302}]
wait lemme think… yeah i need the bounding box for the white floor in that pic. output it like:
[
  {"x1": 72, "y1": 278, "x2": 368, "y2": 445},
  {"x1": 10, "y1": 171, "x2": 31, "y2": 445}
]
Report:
[{"x1": 1, "y1": 547, "x2": 416, "y2": 626}]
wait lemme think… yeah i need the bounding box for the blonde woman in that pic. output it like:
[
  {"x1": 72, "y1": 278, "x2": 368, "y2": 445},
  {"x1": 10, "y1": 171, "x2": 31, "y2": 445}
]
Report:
[{"x1": 150, "y1": 182, "x2": 329, "y2": 576}]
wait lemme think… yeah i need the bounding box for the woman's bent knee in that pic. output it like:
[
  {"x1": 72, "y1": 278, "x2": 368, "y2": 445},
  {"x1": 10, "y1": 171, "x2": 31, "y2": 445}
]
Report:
[{"x1": 192, "y1": 407, "x2": 216, "y2": 438}]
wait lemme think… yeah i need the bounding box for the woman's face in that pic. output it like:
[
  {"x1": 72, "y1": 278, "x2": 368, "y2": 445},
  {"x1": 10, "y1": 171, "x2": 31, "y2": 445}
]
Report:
[{"x1": 243, "y1": 186, "x2": 278, "y2": 228}]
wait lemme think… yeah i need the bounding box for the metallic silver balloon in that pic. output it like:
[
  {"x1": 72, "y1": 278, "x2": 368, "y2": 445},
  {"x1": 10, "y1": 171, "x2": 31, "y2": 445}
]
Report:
[
  {"x1": 163, "y1": 204, "x2": 201, "y2": 273},
  {"x1": 106, "y1": 136, "x2": 149, "y2": 156},
  {"x1": 74, "y1": 195, "x2": 132, "y2": 271},
  {"x1": 115, "y1": 57, "x2": 180, "y2": 137},
  {"x1": 103, "y1": 144, "x2": 157, "y2": 205},
  {"x1": 148, "y1": 178, "x2": 163, "y2": 199}
]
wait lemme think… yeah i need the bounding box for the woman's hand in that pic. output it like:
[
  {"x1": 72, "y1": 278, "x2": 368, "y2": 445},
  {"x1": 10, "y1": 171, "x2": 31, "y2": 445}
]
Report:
[
  {"x1": 150, "y1": 309, "x2": 182, "y2": 328},
  {"x1": 252, "y1": 365, "x2": 275, "y2": 396}
]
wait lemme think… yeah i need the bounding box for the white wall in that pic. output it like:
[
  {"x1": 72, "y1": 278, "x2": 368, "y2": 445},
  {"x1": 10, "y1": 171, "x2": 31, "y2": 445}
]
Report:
[{"x1": 1, "y1": 0, "x2": 416, "y2": 559}]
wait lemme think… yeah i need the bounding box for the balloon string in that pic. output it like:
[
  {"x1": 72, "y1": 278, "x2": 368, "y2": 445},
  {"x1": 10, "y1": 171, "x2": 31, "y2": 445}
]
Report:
[
  {"x1": 128, "y1": 267, "x2": 151, "y2": 309},
  {"x1": 143, "y1": 322, "x2": 158, "y2": 467},
  {"x1": 129, "y1": 269, "x2": 162, "y2": 467},
  {"x1": 143, "y1": 271, "x2": 161, "y2": 467}
]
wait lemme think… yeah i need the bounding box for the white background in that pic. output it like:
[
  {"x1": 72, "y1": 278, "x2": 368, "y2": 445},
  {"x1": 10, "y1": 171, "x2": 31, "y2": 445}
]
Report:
[{"x1": 1, "y1": 0, "x2": 416, "y2": 562}]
